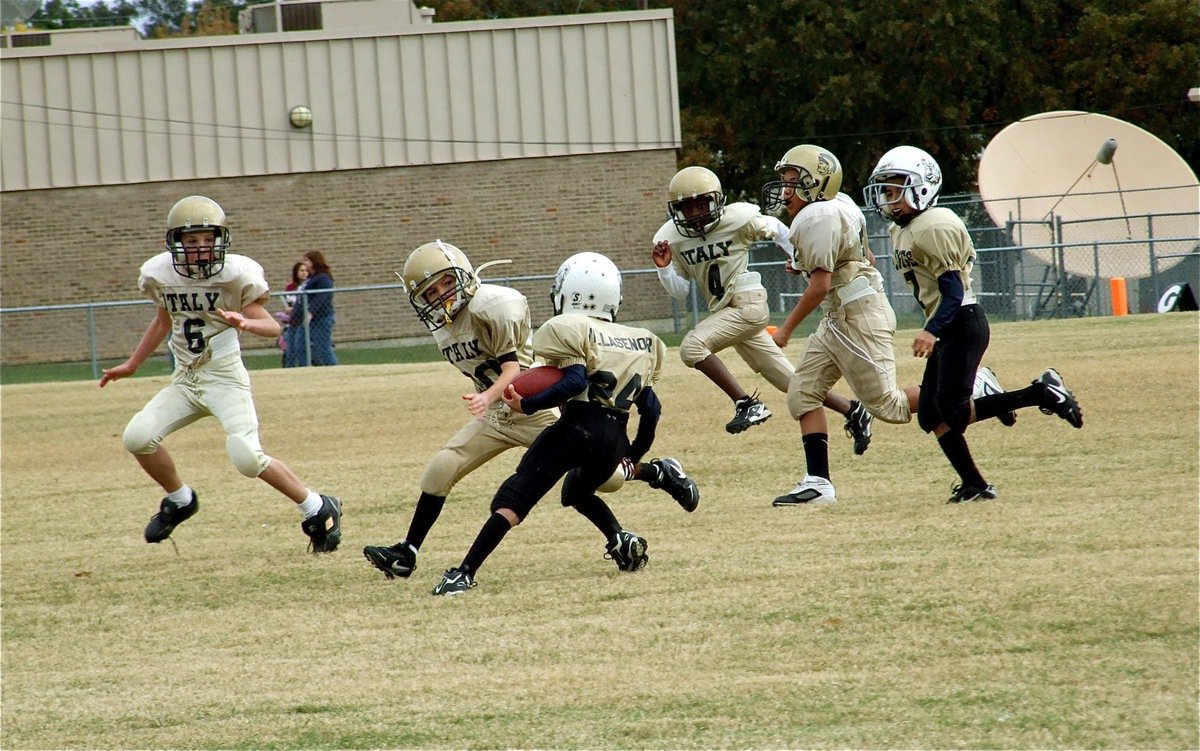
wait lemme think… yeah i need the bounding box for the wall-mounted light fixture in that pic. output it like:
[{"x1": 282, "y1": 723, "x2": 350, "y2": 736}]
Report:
[{"x1": 289, "y1": 105, "x2": 313, "y2": 129}]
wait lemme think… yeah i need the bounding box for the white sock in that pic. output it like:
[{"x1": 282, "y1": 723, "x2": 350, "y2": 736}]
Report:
[
  {"x1": 298, "y1": 491, "x2": 323, "y2": 518},
  {"x1": 165, "y1": 485, "x2": 193, "y2": 507}
]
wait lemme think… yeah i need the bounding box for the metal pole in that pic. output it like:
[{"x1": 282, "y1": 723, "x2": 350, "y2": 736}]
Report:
[
  {"x1": 1056, "y1": 215, "x2": 1068, "y2": 319},
  {"x1": 88, "y1": 304, "x2": 99, "y2": 380},
  {"x1": 1148, "y1": 214, "x2": 1159, "y2": 306},
  {"x1": 301, "y1": 293, "x2": 311, "y2": 367},
  {"x1": 688, "y1": 281, "x2": 700, "y2": 330},
  {"x1": 1092, "y1": 242, "x2": 1101, "y2": 316}
]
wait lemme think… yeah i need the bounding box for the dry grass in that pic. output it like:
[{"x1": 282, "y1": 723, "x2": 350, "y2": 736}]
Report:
[{"x1": 2, "y1": 313, "x2": 1197, "y2": 750}]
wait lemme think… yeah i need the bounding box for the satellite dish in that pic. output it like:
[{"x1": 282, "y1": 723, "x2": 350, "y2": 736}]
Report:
[
  {"x1": 978, "y1": 111, "x2": 1199, "y2": 279},
  {"x1": 1, "y1": 0, "x2": 41, "y2": 27}
]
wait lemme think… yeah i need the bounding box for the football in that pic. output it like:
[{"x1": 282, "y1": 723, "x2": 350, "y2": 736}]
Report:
[{"x1": 508, "y1": 365, "x2": 564, "y2": 400}]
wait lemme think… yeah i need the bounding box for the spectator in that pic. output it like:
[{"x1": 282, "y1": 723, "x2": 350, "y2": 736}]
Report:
[
  {"x1": 279, "y1": 261, "x2": 309, "y2": 367},
  {"x1": 300, "y1": 250, "x2": 337, "y2": 366}
]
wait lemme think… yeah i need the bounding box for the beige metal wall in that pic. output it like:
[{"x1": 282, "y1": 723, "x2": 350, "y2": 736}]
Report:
[{"x1": 0, "y1": 9, "x2": 679, "y2": 191}]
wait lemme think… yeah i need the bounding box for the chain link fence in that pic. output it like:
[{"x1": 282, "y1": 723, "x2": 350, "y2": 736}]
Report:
[{"x1": 3, "y1": 191, "x2": 1197, "y2": 375}]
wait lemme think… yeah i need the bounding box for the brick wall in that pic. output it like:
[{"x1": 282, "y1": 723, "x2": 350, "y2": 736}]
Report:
[{"x1": 0, "y1": 150, "x2": 679, "y2": 364}]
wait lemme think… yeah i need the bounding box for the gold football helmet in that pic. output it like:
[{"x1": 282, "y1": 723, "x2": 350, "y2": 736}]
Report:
[
  {"x1": 399, "y1": 240, "x2": 478, "y2": 330},
  {"x1": 667, "y1": 166, "x2": 726, "y2": 238},
  {"x1": 760, "y1": 145, "x2": 843, "y2": 212},
  {"x1": 164, "y1": 195, "x2": 230, "y2": 278}
]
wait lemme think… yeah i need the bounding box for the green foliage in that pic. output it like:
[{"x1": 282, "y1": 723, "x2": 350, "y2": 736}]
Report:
[
  {"x1": 672, "y1": 0, "x2": 1199, "y2": 197},
  {"x1": 30, "y1": 0, "x2": 139, "y2": 29}
]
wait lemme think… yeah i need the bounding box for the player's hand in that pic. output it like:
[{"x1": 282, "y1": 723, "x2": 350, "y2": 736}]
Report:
[
  {"x1": 462, "y1": 392, "x2": 493, "y2": 419},
  {"x1": 652, "y1": 240, "x2": 672, "y2": 269},
  {"x1": 215, "y1": 308, "x2": 247, "y2": 330},
  {"x1": 501, "y1": 384, "x2": 526, "y2": 414},
  {"x1": 784, "y1": 258, "x2": 803, "y2": 276},
  {"x1": 913, "y1": 330, "x2": 937, "y2": 358},
  {"x1": 99, "y1": 361, "x2": 136, "y2": 387},
  {"x1": 772, "y1": 328, "x2": 790, "y2": 348}
]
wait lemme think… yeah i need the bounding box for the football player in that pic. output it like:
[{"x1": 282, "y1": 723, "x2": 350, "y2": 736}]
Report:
[
  {"x1": 362, "y1": 242, "x2": 698, "y2": 583},
  {"x1": 863, "y1": 145, "x2": 1083, "y2": 503},
  {"x1": 760, "y1": 145, "x2": 923, "y2": 507},
  {"x1": 99, "y1": 196, "x2": 342, "y2": 552},
  {"x1": 430, "y1": 252, "x2": 673, "y2": 596},
  {"x1": 653, "y1": 166, "x2": 874, "y2": 453}
]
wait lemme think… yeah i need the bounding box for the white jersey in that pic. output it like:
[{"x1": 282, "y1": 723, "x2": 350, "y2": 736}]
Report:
[
  {"x1": 533, "y1": 314, "x2": 665, "y2": 413},
  {"x1": 429, "y1": 283, "x2": 536, "y2": 399},
  {"x1": 788, "y1": 193, "x2": 883, "y2": 312},
  {"x1": 138, "y1": 252, "x2": 269, "y2": 369},
  {"x1": 653, "y1": 202, "x2": 790, "y2": 313}
]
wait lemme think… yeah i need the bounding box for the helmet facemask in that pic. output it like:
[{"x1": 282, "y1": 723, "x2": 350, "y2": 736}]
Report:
[
  {"x1": 411, "y1": 267, "x2": 475, "y2": 330},
  {"x1": 165, "y1": 195, "x2": 230, "y2": 279},
  {"x1": 668, "y1": 192, "x2": 725, "y2": 238},
  {"x1": 169, "y1": 229, "x2": 229, "y2": 279}
]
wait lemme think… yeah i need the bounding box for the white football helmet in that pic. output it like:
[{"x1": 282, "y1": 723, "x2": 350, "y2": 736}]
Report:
[
  {"x1": 863, "y1": 145, "x2": 943, "y2": 220},
  {"x1": 551, "y1": 252, "x2": 622, "y2": 322},
  {"x1": 164, "y1": 195, "x2": 230, "y2": 279},
  {"x1": 761, "y1": 144, "x2": 843, "y2": 212},
  {"x1": 399, "y1": 240, "x2": 478, "y2": 330},
  {"x1": 667, "y1": 166, "x2": 726, "y2": 238}
]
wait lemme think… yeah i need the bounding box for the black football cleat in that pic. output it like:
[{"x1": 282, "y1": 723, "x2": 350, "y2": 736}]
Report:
[
  {"x1": 144, "y1": 491, "x2": 199, "y2": 543},
  {"x1": 843, "y1": 400, "x2": 873, "y2": 454},
  {"x1": 947, "y1": 483, "x2": 998, "y2": 504},
  {"x1": 647, "y1": 457, "x2": 699, "y2": 512},
  {"x1": 431, "y1": 567, "x2": 476, "y2": 596},
  {"x1": 1036, "y1": 368, "x2": 1083, "y2": 429},
  {"x1": 363, "y1": 540, "x2": 417, "y2": 579},
  {"x1": 605, "y1": 530, "x2": 648, "y2": 571},
  {"x1": 301, "y1": 495, "x2": 342, "y2": 553},
  {"x1": 726, "y1": 393, "x2": 771, "y2": 434}
]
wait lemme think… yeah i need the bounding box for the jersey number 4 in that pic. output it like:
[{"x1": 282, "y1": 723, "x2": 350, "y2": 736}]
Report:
[{"x1": 588, "y1": 370, "x2": 643, "y2": 410}]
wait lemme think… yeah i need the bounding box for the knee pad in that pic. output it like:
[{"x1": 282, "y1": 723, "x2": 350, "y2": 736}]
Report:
[
  {"x1": 678, "y1": 331, "x2": 712, "y2": 369},
  {"x1": 491, "y1": 473, "x2": 537, "y2": 520},
  {"x1": 226, "y1": 434, "x2": 270, "y2": 477},
  {"x1": 121, "y1": 412, "x2": 161, "y2": 455},
  {"x1": 419, "y1": 448, "x2": 462, "y2": 497}
]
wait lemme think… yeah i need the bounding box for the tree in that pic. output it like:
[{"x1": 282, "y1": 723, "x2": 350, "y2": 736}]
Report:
[{"x1": 30, "y1": 0, "x2": 139, "y2": 29}]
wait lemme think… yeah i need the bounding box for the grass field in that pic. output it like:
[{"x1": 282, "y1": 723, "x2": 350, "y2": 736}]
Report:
[{"x1": 2, "y1": 313, "x2": 1197, "y2": 749}]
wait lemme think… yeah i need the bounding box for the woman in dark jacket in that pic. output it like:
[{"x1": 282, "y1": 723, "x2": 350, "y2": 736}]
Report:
[{"x1": 299, "y1": 251, "x2": 338, "y2": 366}]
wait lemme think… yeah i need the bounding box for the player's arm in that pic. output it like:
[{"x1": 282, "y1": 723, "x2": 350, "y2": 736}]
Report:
[
  {"x1": 505, "y1": 364, "x2": 587, "y2": 414},
  {"x1": 217, "y1": 301, "x2": 281, "y2": 339},
  {"x1": 653, "y1": 241, "x2": 691, "y2": 300},
  {"x1": 774, "y1": 268, "x2": 830, "y2": 348},
  {"x1": 913, "y1": 271, "x2": 964, "y2": 358},
  {"x1": 626, "y1": 386, "x2": 661, "y2": 464},
  {"x1": 464, "y1": 355, "x2": 521, "y2": 418},
  {"x1": 100, "y1": 306, "x2": 171, "y2": 387}
]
